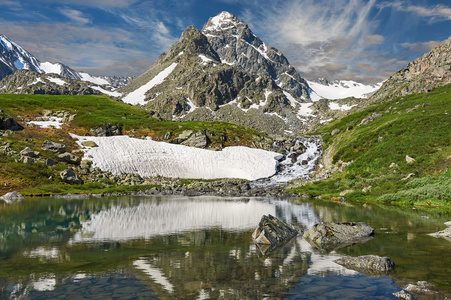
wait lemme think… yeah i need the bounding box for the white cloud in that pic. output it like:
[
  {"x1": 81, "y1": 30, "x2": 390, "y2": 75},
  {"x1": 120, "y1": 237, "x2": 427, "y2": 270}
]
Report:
[
  {"x1": 379, "y1": 1, "x2": 451, "y2": 22},
  {"x1": 59, "y1": 8, "x2": 91, "y2": 25}
]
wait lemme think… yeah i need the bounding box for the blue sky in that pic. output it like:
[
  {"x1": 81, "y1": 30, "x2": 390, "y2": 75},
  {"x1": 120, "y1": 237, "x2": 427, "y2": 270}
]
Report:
[{"x1": 0, "y1": 0, "x2": 450, "y2": 83}]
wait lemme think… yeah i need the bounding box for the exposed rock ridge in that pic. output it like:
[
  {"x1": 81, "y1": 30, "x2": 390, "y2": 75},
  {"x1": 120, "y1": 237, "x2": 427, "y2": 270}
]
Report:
[
  {"x1": 202, "y1": 12, "x2": 310, "y2": 100},
  {"x1": 371, "y1": 37, "x2": 451, "y2": 102}
]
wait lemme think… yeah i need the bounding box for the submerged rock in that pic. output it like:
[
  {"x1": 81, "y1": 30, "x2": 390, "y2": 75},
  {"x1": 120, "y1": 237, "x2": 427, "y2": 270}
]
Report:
[
  {"x1": 428, "y1": 221, "x2": 451, "y2": 242},
  {"x1": 252, "y1": 214, "x2": 299, "y2": 245},
  {"x1": 334, "y1": 255, "x2": 395, "y2": 276},
  {"x1": 303, "y1": 222, "x2": 374, "y2": 252}
]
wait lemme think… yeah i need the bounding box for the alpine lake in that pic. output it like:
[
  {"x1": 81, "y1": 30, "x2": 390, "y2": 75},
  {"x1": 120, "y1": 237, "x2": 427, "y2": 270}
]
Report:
[{"x1": 0, "y1": 195, "x2": 450, "y2": 299}]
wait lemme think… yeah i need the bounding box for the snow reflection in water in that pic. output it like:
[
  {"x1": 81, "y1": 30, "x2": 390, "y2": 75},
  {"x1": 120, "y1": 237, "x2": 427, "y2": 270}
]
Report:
[{"x1": 70, "y1": 198, "x2": 319, "y2": 243}]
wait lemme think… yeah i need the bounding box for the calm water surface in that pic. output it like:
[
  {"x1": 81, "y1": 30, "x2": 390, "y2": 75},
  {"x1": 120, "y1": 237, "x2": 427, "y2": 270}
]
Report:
[{"x1": 0, "y1": 196, "x2": 450, "y2": 299}]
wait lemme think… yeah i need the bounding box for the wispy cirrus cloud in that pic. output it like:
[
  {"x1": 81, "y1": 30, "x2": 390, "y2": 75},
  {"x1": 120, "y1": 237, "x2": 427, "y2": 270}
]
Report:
[
  {"x1": 378, "y1": 1, "x2": 451, "y2": 23},
  {"x1": 59, "y1": 7, "x2": 91, "y2": 25},
  {"x1": 240, "y1": 0, "x2": 385, "y2": 82}
]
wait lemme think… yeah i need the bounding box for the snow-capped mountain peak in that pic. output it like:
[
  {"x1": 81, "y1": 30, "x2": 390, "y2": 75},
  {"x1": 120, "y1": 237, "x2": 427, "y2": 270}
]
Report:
[{"x1": 202, "y1": 11, "x2": 240, "y2": 32}]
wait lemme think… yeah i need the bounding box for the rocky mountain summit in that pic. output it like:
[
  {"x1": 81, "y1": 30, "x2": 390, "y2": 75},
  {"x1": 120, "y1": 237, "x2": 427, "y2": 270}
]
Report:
[
  {"x1": 371, "y1": 37, "x2": 451, "y2": 102},
  {"x1": 202, "y1": 11, "x2": 310, "y2": 100},
  {"x1": 120, "y1": 12, "x2": 313, "y2": 135}
]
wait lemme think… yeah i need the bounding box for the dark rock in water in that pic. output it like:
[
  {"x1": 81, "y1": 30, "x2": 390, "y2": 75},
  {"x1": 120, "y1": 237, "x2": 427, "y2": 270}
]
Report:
[
  {"x1": 252, "y1": 214, "x2": 299, "y2": 245},
  {"x1": 0, "y1": 112, "x2": 23, "y2": 131},
  {"x1": 41, "y1": 140, "x2": 66, "y2": 153},
  {"x1": 303, "y1": 222, "x2": 374, "y2": 252},
  {"x1": 334, "y1": 255, "x2": 395, "y2": 276}
]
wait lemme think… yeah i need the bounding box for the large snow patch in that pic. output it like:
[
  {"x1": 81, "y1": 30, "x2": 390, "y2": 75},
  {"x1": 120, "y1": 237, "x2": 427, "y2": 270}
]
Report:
[{"x1": 73, "y1": 135, "x2": 283, "y2": 180}]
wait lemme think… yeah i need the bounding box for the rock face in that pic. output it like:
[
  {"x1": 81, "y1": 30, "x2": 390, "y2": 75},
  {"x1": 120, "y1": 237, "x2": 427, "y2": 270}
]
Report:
[
  {"x1": 60, "y1": 169, "x2": 83, "y2": 184},
  {"x1": 252, "y1": 214, "x2": 299, "y2": 245},
  {"x1": 303, "y1": 222, "x2": 374, "y2": 251},
  {"x1": 371, "y1": 37, "x2": 451, "y2": 102},
  {"x1": 334, "y1": 255, "x2": 395, "y2": 276},
  {"x1": 0, "y1": 111, "x2": 23, "y2": 131},
  {"x1": 119, "y1": 12, "x2": 309, "y2": 135},
  {"x1": 202, "y1": 11, "x2": 310, "y2": 100},
  {"x1": 41, "y1": 140, "x2": 66, "y2": 153}
]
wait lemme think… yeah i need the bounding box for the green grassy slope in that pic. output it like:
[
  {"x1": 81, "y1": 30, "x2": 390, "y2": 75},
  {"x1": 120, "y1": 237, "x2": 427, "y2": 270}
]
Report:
[
  {"x1": 0, "y1": 94, "x2": 271, "y2": 195},
  {"x1": 289, "y1": 84, "x2": 451, "y2": 213}
]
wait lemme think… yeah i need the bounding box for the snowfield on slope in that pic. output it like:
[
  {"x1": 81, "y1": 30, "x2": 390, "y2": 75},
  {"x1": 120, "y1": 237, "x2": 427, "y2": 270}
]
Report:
[
  {"x1": 122, "y1": 63, "x2": 178, "y2": 105},
  {"x1": 308, "y1": 80, "x2": 383, "y2": 100},
  {"x1": 72, "y1": 135, "x2": 283, "y2": 181}
]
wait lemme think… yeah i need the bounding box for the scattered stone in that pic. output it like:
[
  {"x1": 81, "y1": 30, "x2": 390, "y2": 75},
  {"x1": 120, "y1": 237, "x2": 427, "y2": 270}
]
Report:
[
  {"x1": 60, "y1": 169, "x2": 83, "y2": 184},
  {"x1": 405, "y1": 155, "x2": 415, "y2": 164},
  {"x1": 45, "y1": 158, "x2": 56, "y2": 166},
  {"x1": 80, "y1": 160, "x2": 92, "y2": 169},
  {"x1": 428, "y1": 221, "x2": 451, "y2": 242},
  {"x1": 303, "y1": 222, "x2": 374, "y2": 252},
  {"x1": 331, "y1": 196, "x2": 347, "y2": 203},
  {"x1": 20, "y1": 147, "x2": 38, "y2": 157},
  {"x1": 389, "y1": 162, "x2": 399, "y2": 168},
  {"x1": 362, "y1": 186, "x2": 372, "y2": 193},
  {"x1": 339, "y1": 189, "x2": 355, "y2": 196},
  {"x1": 173, "y1": 130, "x2": 193, "y2": 143},
  {"x1": 331, "y1": 128, "x2": 340, "y2": 136},
  {"x1": 23, "y1": 156, "x2": 34, "y2": 164},
  {"x1": 404, "y1": 281, "x2": 437, "y2": 296},
  {"x1": 41, "y1": 140, "x2": 66, "y2": 153},
  {"x1": 334, "y1": 255, "x2": 395, "y2": 276},
  {"x1": 393, "y1": 290, "x2": 412, "y2": 300},
  {"x1": 346, "y1": 125, "x2": 353, "y2": 131},
  {"x1": 81, "y1": 141, "x2": 98, "y2": 147},
  {"x1": 42, "y1": 109, "x2": 53, "y2": 116},
  {"x1": 252, "y1": 214, "x2": 299, "y2": 245},
  {"x1": 402, "y1": 173, "x2": 416, "y2": 180},
  {"x1": 0, "y1": 191, "x2": 24, "y2": 203}
]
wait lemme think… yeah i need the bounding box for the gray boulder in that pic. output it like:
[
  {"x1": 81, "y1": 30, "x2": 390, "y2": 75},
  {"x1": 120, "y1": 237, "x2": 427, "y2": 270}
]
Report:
[
  {"x1": 0, "y1": 191, "x2": 24, "y2": 203},
  {"x1": 334, "y1": 255, "x2": 395, "y2": 276},
  {"x1": 252, "y1": 214, "x2": 299, "y2": 245},
  {"x1": 57, "y1": 152, "x2": 81, "y2": 164},
  {"x1": 41, "y1": 140, "x2": 66, "y2": 153},
  {"x1": 20, "y1": 147, "x2": 39, "y2": 157},
  {"x1": 60, "y1": 169, "x2": 83, "y2": 184},
  {"x1": 89, "y1": 123, "x2": 122, "y2": 136},
  {"x1": 0, "y1": 112, "x2": 23, "y2": 131},
  {"x1": 303, "y1": 222, "x2": 374, "y2": 252},
  {"x1": 181, "y1": 131, "x2": 210, "y2": 148}
]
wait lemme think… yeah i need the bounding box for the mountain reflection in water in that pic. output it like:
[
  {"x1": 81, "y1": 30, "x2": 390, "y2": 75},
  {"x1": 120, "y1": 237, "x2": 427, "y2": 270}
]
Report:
[{"x1": 1, "y1": 195, "x2": 449, "y2": 299}]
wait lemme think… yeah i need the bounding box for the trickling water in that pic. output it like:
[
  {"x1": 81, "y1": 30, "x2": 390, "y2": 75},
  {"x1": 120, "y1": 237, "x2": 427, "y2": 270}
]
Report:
[{"x1": 252, "y1": 136, "x2": 322, "y2": 187}]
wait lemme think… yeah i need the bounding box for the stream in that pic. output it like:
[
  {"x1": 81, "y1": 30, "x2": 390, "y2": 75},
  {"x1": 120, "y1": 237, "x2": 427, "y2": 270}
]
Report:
[{"x1": 0, "y1": 195, "x2": 450, "y2": 299}]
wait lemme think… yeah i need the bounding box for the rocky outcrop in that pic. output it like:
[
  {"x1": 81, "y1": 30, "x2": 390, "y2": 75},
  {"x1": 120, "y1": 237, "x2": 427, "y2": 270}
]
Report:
[
  {"x1": 0, "y1": 191, "x2": 24, "y2": 203},
  {"x1": 41, "y1": 140, "x2": 66, "y2": 153},
  {"x1": 252, "y1": 214, "x2": 299, "y2": 245},
  {"x1": 0, "y1": 111, "x2": 23, "y2": 131},
  {"x1": 89, "y1": 123, "x2": 122, "y2": 136},
  {"x1": 303, "y1": 222, "x2": 374, "y2": 252},
  {"x1": 334, "y1": 255, "x2": 395, "y2": 276},
  {"x1": 60, "y1": 169, "x2": 83, "y2": 184},
  {"x1": 371, "y1": 37, "x2": 451, "y2": 102}
]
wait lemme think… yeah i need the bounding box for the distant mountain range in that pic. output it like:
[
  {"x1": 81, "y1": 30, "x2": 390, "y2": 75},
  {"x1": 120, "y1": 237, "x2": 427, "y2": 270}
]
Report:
[{"x1": 0, "y1": 34, "x2": 129, "y2": 88}]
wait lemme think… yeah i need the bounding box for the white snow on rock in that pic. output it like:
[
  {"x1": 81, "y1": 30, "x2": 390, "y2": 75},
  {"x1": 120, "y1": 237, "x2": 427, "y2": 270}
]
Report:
[
  {"x1": 73, "y1": 134, "x2": 282, "y2": 180},
  {"x1": 329, "y1": 102, "x2": 358, "y2": 111},
  {"x1": 91, "y1": 86, "x2": 122, "y2": 97},
  {"x1": 122, "y1": 63, "x2": 178, "y2": 105},
  {"x1": 39, "y1": 62, "x2": 62, "y2": 74},
  {"x1": 47, "y1": 77, "x2": 66, "y2": 86},
  {"x1": 79, "y1": 72, "x2": 110, "y2": 85},
  {"x1": 27, "y1": 117, "x2": 63, "y2": 129},
  {"x1": 307, "y1": 80, "x2": 383, "y2": 100}
]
